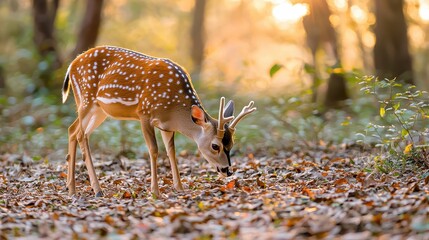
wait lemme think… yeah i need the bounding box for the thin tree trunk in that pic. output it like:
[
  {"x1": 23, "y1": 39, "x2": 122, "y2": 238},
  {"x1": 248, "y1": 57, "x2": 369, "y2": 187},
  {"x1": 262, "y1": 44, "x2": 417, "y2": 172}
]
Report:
[
  {"x1": 302, "y1": 0, "x2": 348, "y2": 107},
  {"x1": 0, "y1": 64, "x2": 5, "y2": 90},
  {"x1": 32, "y1": 0, "x2": 61, "y2": 63},
  {"x1": 71, "y1": 0, "x2": 104, "y2": 58},
  {"x1": 9, "y1": 0, "x2": 19, "y2": 12},
  {"x1": 374, "y1": 0, "x2": 413, "y2": 84},
  {"x1": 325, "y1": 70, "x2": 348, "y2": 107},
  {"x1": 32, "y1": 0, "x2": 62, "y2": 89},
  {"x1": 190, "y1": 0, "x2": 207, "y2": 81}
]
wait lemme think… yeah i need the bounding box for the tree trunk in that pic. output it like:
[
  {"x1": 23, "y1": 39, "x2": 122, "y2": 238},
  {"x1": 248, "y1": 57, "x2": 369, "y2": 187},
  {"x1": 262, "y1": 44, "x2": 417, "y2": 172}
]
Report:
[
  {"x1": 0, "y1": 64, "x2": 5, "y2": 90},
  {"x1": 190, "y1": 0, "x2": 207, "y2": 81},
  {"x1": 374, "y1": 0, "x2": 413, "y2": 84},
  {"x1": 32, "y1": 0, "x2": 62, "y2": 89},
  {"x1": 325, "y1": 71, "x2": 348, "y2": 107},
  {"x1": 32, "y1": 0, "x2": 60, "y2": 58},
  {"x1": 9, "y1": 0, "x2": 19, "y2": 12},
  {"x1": 302, "y1": 0, "x2": 348, "y2": 107},
  {"x1": 71, "y1": 0, "x2": 104, "y2": 58}
]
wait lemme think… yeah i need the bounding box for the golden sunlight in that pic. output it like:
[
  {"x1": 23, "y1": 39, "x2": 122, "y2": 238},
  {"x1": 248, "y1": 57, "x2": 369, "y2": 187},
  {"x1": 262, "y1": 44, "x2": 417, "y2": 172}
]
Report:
[
  {"x1": 419, "y1": 0, "x2": 429, "y2": 22},
  {"x1": 271, "y1": 1, "x2": 309, "y2": 24},
  {"x1": 350, "y1": 5, "x2": 367, "y2": 24},
  {"x1": 332, "y1": 0, "x2": 348, "y2": 11}
]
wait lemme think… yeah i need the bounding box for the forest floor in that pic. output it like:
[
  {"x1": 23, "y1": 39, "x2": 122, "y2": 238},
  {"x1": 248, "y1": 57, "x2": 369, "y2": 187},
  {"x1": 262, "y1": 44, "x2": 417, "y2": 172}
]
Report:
[{"x1": 1, "y1": 147, "x2": 429, "y2": 239}]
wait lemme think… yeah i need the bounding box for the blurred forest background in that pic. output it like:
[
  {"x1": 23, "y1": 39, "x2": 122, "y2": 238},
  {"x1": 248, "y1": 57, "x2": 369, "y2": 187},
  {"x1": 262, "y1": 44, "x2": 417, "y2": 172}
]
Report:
[{"x1": 2, "y1": 0, "x2": 429, "y2": 162}]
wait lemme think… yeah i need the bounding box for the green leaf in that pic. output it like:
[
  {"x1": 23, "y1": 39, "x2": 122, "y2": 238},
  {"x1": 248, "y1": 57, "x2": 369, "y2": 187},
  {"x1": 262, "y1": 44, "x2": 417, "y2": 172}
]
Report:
[
  {"x1": 393, "y1": 102, "x2": 400, "y2": 110},
  {"x1": 380, "y1": 106, "x2": 386, "y2": 118},
  {"x1": 355, "y1": 133, "x2": 366, "y2": 138},
  {"x1": 341, "y1": 120, "x2": 350, "y2": 126},
  {"x1": 401, "y1": 129, "x2": 408, "y2": 138},
  {"x1": 303, "y1": 63, "x2": 315, "y2": 74},
  {"x1": 269, "y1": 64, "x2": 284, "y2": 78}
]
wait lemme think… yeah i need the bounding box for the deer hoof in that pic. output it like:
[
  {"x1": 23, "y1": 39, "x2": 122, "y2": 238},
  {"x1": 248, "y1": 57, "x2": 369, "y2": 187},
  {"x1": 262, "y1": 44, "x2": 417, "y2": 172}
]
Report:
[
  {"x1": 174, "y1": 184, "x2": 184, "y2": 192},
  {"x1": 68, "y1": 188, "x2": 76, "y2": 196},
  {"x1": 151, "y1": 190, "x2": 160, "y2": 199},
  {"x1": 95, "y1": 191, "x2": 104, "y2": 197}
]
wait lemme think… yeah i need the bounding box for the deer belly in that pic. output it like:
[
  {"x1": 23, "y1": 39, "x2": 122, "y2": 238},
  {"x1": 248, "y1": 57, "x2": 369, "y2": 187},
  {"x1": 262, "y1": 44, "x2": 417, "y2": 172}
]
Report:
[{"x1": 96, "y1": 97, "x2": 139, "y2": 120}]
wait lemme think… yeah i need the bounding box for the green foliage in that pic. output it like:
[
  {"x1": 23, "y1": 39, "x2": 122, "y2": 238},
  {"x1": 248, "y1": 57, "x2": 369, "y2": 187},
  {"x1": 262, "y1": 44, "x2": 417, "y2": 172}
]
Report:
[
  {"x1": 303, "y1": 63, "x2": 316, "y2": 74},
  {"x1": 358, "y1": 76, "x2": 429, "y2": 171},
  {"x1": 0, "y1": 94, "x2": 71, "y2": 156},
  {"x1": 262, "y1": 93, "x2": 361, "y2": 150},
  {"x1": 261, "y1": 64, "x2": 371, "y2": 150},
  {"x1": 269, "y1": 64, "x2": 284, "y2": 78}
]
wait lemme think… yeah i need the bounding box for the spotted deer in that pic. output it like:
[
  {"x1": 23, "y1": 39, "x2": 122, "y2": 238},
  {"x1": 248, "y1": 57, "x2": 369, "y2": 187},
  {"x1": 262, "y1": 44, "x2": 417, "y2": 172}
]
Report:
[{"x1": 62, "y1": 46, "x2": 256, "y2": 197}]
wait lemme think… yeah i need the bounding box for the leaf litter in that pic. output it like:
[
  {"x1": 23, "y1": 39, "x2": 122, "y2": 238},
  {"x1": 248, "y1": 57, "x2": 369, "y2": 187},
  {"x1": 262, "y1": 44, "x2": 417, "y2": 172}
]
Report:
[{"x1": 1, "y1": 148, "x2": 429, "y2": 239}]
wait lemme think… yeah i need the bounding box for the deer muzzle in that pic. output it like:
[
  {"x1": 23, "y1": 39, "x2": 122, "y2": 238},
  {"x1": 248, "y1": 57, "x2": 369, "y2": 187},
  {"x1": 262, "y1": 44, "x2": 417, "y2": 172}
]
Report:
[{"x1": 217, "y1": 166, "x2": 233, "y2": 177}]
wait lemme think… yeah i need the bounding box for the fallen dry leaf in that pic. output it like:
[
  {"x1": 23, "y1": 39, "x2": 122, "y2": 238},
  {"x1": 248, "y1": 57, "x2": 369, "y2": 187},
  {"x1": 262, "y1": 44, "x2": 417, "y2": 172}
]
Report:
[
  {"x1": 226, "y1": 179, "x2": 236, "y2": 190},
  {"x1": 303, "y1": 187, "x2": 316, "y2": 199},
  {"x1": 334, "y1": 178, "x2": 348, "y2": 186},
  {"x1": 242, "y1": 186, "x2": 252, "y2": 193},
  {"x1": 256, "y1": 177, "x2": 266, "y2": 188}
]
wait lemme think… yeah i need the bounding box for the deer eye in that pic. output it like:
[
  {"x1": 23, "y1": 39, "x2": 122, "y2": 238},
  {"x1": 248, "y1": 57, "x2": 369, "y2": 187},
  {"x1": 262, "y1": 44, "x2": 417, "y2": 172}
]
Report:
[{"x1": 211, "y1": 144, "x2": 220, "y2": 151}]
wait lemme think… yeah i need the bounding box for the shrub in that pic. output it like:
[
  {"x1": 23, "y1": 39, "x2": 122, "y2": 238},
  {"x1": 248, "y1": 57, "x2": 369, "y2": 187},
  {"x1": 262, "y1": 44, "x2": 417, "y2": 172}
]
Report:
[{"x1": 358, "y1": 76, "x2": 429, "y2": 172}]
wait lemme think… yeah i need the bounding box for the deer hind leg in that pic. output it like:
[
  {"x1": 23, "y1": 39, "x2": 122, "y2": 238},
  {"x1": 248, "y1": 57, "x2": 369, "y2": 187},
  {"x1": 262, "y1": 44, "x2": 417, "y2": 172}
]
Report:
[
  {"x1": 160, "y1": 130, "x2": 183, "y2": 191},
  {"x1": 66, "y1": 119, "x2": 80, "y2": 195},
  {"x1": 140, "y1": 118, "x2": 160, "y2": 198},
  {"x1": 77, "y1": 105, "x2": 107, "y2": 197}
]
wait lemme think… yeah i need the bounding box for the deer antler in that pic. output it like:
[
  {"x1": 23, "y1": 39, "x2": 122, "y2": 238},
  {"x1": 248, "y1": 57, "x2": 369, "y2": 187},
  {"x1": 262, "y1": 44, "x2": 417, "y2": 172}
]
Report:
[
  {"x1": 217, "y1": 97, "x2": 234, "y2": 139},
  {"x1": 229, "y1": 101, "x2": 256, "y2": 134}
]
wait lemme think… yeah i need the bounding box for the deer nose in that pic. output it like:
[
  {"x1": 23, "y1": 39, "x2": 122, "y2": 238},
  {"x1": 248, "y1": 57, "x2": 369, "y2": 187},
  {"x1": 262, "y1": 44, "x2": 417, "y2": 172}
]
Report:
[{"x1": 220, "y1": 167, "x2": 233, "y2": 177}]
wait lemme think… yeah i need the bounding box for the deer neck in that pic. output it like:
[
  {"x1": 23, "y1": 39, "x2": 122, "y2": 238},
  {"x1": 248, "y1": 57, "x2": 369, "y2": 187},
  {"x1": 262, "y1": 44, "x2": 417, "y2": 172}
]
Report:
[{"x1": 151, "y1": 101, "x2": 212, "y2": 142}]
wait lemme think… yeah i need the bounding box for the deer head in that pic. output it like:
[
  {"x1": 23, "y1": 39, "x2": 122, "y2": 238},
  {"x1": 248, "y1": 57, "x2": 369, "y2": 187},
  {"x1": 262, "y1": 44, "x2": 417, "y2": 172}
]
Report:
[{"x1": 191, "y1": 97, "x2": 256, "y2": 177}]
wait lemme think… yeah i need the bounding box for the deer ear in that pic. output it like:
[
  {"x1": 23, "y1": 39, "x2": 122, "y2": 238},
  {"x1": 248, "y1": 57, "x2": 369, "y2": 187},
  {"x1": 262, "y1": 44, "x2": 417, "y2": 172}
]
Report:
[
  {"x1": 191, "y1": 105, "x2": 206, "y2": 126},
  {"x1": 224, "y1": 100, "x2": 234, "y2": 118}
]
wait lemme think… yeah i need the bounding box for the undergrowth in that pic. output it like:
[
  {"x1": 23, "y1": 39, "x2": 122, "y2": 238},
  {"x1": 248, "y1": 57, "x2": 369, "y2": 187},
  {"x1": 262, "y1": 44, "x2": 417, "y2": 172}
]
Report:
[
  {"x1": 1, "y1": 75, "x2": 429, "y2": 174},
  {"x1": 357, "y1": 76, "x2": 429, "y2": 172}
]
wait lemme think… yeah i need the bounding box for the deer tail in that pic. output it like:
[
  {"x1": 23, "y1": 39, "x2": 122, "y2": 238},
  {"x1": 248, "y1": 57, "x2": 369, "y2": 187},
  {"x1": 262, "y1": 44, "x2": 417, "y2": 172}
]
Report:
[{"x1": 62, "y1": 64, "x2": 72, "y2": 103}]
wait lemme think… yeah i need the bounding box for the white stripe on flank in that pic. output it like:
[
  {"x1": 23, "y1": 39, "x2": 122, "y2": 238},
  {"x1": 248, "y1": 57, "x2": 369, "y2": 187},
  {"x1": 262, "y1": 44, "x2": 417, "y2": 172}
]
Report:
[
  {"x1": 97, "y1": 97, "x2": 138, "y2": 106},
  {"x1": 71, "y1": 75, "x2": 82, "y2": 102}
]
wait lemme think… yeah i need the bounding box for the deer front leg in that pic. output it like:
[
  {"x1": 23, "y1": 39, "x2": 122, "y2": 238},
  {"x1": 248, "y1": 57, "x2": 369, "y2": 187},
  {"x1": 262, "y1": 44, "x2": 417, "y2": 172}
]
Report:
[
  {"x1": 66, "y1": 119, "x2": 79, "y2": 196},
  {"x1": 140, "y1": 119, "x2": 160, "y2": 198},
  {"x1": 160, "y1": 130, "x2": 183, "y2": 191}
]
